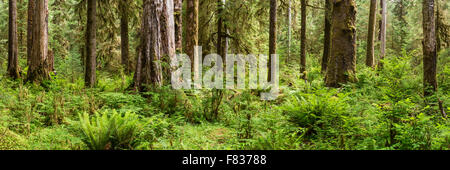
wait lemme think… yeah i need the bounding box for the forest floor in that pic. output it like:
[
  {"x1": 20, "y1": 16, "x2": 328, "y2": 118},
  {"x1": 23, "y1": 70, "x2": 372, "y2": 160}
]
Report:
[{"x1": 0, "y1": 53, "x2": 449, "y2": 150}]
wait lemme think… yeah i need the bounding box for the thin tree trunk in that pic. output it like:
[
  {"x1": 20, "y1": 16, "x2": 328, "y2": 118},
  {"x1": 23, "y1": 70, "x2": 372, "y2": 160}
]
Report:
[
  {"x1": 366, "y1": 0, "x2": 377, "y2": 68},
  {"x1": 217, "y1": 0, "x2": 228, "y2": 67},
  {"x1": 45, "y1": 4, "x2": 52, "y2": 72},
  {"x1": 8, "y1": 0, "x2": 20, "y2": 79},
  {"x1": 217, "y1": 0, "x2": 224, "y2": 56},
  {"x1": 133, "y1": 23, "x2": 144, "y2": 90},
  {"x1": 322, "y1": 0, "x2": 332, "y2": 73},
  {"x1": 325, "y1": 0, "x2": 357, "y2": 87},
  {"x1": 269, "y1": 0, "x2": 277, "y2": 82},
  {"x1": 85, "y1": 0, "x2": 97, "y2": 87},
  {"x1": 287, "y1": 0, "x2": 291, "y2": 62},
  {"x1": 174, "y1": 0, "x2": 183, "y2": 52},
  {"x1": 379, "y1": 0, "x2": 387, "y2": 68},
  {"x1": 300, "y1": 0, "x2": 307, "y2": 80},
  {"x1": 27, "y1": 0, "x2": 49, "y2": 83},
  {"x1": 422, "y1": 0, "x2": 437, "y2": 96},
  {"x1": 119, "y1": 0, "x2": 130, "y2": 73},
  {"x1": 185, "y1": 0, "x2": 198, "y2": 72}
]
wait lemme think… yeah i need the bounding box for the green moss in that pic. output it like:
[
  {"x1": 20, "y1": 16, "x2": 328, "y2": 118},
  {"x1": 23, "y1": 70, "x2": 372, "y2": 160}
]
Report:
[{"x1": 0, "y1": 128, "x2": 28, "y2": 150}]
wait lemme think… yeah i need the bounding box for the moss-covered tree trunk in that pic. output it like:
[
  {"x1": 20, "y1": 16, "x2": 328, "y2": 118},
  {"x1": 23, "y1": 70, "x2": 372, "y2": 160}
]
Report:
[
  {"x1": 27, "y1": 0, "x2": 49, "y2": 83},
  {"x1": 174, "y1": 0, "x2": 183, "y2": 53},
  {"x1": 325, "y1": 0, "x2": 357, "y2": 88},
  {"x1": 161, "y1": 0, "x2": 176, "y2": 80},
  {"x1": 85, "y1": 0, "x2": 96, "y2": 87},
  {"x1": 185, "y1": 0, "x2": 198, "y2": 71},
  {"x1": 217, "y1": 0, "x2": 228, "y2": 70},
  {"x1": 379, "y1": 0, "x2": 387, "y2": 68},
  {"x1": 8, "y1": 0, "x2": 20, "y2": 79},
  {"x1": 300, "y1": 0, "x2": 307, "y2": 80},
  {"x1": 422, "y1": 0, "x2": 437, "y2": 96},
  {"x1": 322, "y1": 0, "x2": 332, "y2": 73},
  {"x1": 139, "y1": 0, "x2": 175, "y2": 89},
  {"x1": 366, "y1": 0, "x2": 377, "y2": 68},
  {"x1": 119, "y1": 0, "x2": 130, "y2": 73}
]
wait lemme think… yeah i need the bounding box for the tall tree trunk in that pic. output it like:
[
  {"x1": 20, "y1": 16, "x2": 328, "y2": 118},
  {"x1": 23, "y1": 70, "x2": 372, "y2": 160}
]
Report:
[
  {"x1": 45, "y1": 4, "x2": 52, "y2": 72},
  {"x1": 300, "y1": 0, "x2": 307, "y2": 80},
  {"x1": 185, "y1": 0, "x2": 198, "y2": 71},
  {"x1": 217, "y1": 0, "x2": 228, "y2": 67},
  {"x1": 322, "y1": 0, "x2": 332, "y2": 73},
  {"x1": 268, "y1": 0, "x2": 277, "y2": 82},
  {"x1": 139, "y1": 0, "x2": 173, "y2": 89},
  {"x1": 119, "y1": 0, "x2": 130, "y2": 73},
  {"x1": 174, "y1": 0, "x2": 183, "y2": 52},
  {"x1": 379, "y1": 0, "x2": 387, "y2": 68},
  {"x1": 287, "y1": 0, "x2": 291, "y2": 62},
  {"x1": 366, "y1": 0, "x2": 377, "y2": 68},
  {"x1": 27, "y1": 0, "x2": 34, "y2": 66},
  {"x1": 161, "y1": 0, "x2": 176, "y2": 80},
  {"x1": 422, "y1": 0, "x2": 437, "y2": 96},
  {"x1": 217, "y1": 0, "x2": 224, "y2": 56},
  {"x1": 27, "y1": 0, "x2": 49, "y2": 83},
  {"x1": 435, "y1": 0, "x2": 441, "y2": 53},
  {"x1": 325, "y1": 0, "x2": 357, "y2": 87},
  {"x1": 85, "y1": 0, "x2": 97, "y2": 87},
  {"x1": 133, "y1": 22, "x2": 145, "y2": 89},
  {"x1": 394, "y1": 0, "x2": 407, "y2": 50},
  {"x1": 8, "y1": 0, "x2": 20, "y2": 79}
]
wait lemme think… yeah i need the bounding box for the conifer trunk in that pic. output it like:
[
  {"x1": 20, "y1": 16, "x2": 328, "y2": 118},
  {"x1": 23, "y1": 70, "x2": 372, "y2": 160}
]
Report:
[
  {"x1": 8, "y1": 0, "x2": 20, "y2": 79},
  {"x1": 85, "y1": 0, "x2": 97, "y2": 87},
  {"x1": 325, "y1": 0, "x2": 357, "y2": 87}
]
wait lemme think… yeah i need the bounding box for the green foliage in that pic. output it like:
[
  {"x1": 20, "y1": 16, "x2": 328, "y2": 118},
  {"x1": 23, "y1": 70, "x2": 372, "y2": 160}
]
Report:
[
  {"x1": 78, "y1": 110, "x2": 141, "y2": 150},
  {"x1": 0, "y1": 0, "x2": 449, "y2": 151}
]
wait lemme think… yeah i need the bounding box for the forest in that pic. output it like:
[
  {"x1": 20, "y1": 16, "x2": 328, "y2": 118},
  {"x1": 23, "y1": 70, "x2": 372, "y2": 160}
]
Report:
[{"x1": 0, "y1": 0, "x2": 449, "y2": 150}]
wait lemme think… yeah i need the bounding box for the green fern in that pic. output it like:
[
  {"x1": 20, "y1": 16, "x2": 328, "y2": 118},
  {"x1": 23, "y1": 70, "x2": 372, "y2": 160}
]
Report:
[{"x1": 78, "y1": 110, "x2": 141, "y2": 150}]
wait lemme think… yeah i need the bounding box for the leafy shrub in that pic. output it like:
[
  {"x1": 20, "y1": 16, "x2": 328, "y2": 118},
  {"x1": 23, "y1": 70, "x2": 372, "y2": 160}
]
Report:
[
  {"x1": 282, "y1": 89, "x2": 347, "y2": 132},
  {"x1": 281, "y1": 88, "x2": 362, "y2": 149},
  {"x1": 78, "y1": 110, "x2": 141, "y2": 150},
  {"x1": 135, "y1": 113, "x2": 178, "y2": 150},
  {"x1": 98, "y1": 92, "x2": 148, "y2": 114}
]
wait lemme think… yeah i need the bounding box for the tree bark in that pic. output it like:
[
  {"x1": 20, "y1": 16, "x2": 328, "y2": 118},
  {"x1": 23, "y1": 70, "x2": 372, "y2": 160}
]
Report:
[
  {"x1": 133, "y1": 23, "x2": 144, "y2": 89},
  {"x1": 8, "y1": 0, "x2": 20, "y2": 79},
  {"x1": 379, "y1": 0, "x2": 387, "y2": 68},
  {"x1": 85, "y1": 0, "x2": 97, "y2": 87},
  {"x1": 185, "y1": 0, "x2": 198, "y2": 71},
  {"x1": 161, "y1": 0, "x2": 176, "y2": 79},
  {"x1": 119, "y1": 0, "x2": 130, "y2": 73},
  {"x1": 217, "y1": 0, "x2": 228, "y2": 68},
  {"x1": 269, "y1": 0, "x2": 277, "y2": 82},
  {"x1": 322, "y1": 0, "x2": 332, "y2": 73},
  {"x1": 300, "y1": 0, "x2": 307, "y2": 80},
  {"x1": 366, "y1": 0, "x2": 377, "y2": 68},
  {"x1": 45, "y1": 4, "x2": 52, "y2": 72},
  {"x1": 174, "y1": 0, "x2": 183, "y2": 52},
  {"x1": 27, "y1": 0, "x2": 34, "y2": 66},
  {"x1": 139, "y1": 0, "x2": 168, "y2": 89},
  {"x1": 422, "y1": 0, "x2": 437, "y2": 96},
  {"x1": 217, "y1": 0, "x2": 223, "y2": 56},
  {"x1": 287, "y1": 0, "x2": 291, "y2": 62},
  {"x1": 27, "y1": 0, "x2": 49, "y2": 83},
  {"x1": 325, "y1": 0, "x2": 357, "y2": 87}
]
